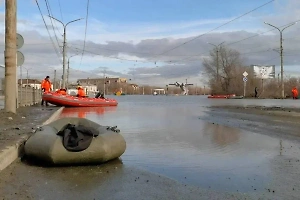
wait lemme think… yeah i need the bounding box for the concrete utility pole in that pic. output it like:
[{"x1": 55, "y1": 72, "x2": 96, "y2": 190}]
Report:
[
  {"x1": 48, "y1": 16, "x2": 83, "y2": 89},
  {"x1": 97, "y1": 67, "x2": 107, "y2": 95},
  {"x1": 4, "y1": 0, "x2": 17, "y2": 113},
  {"x1": 23, "y1": 67, "x2": 30, "y2": 86},
  {"x1": 67, "y1": 54, "x2": 78, "y2": 87},
  {"x1": 103, "y1": 69, "x2": 106, "y2": 95},
  {"x1": 264, "y1": 22, "x2": 298, "y2": 99},
  {"x1": 54, "y1": 70, "x2": 57, "y2": 91},
  {"x1": 208, "y1": 42, "x2": 224, "y2": 82}
]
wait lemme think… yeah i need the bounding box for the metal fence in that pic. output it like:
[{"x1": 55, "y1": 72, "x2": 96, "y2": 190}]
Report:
[{"x1": 18, "y1": 86, "x2": 42, "y2": 107}]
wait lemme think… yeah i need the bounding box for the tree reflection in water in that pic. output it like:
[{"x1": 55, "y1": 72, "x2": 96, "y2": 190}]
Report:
[{"x1": 203, "y1": 123, "x2": 241, "y2": 147}]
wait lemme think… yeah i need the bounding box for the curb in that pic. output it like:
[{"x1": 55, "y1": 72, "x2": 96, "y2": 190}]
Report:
[{"x1": 0, "y1": 106, "x2": 64, "y2": 172}]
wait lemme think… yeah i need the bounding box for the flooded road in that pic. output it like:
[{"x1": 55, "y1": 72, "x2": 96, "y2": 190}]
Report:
[
  {"x1": 60, "y1": 96, "x2": 300, "y2": 192},
  {"x1": 1, "y1": 95, "x2": 300, "y2": 199}
]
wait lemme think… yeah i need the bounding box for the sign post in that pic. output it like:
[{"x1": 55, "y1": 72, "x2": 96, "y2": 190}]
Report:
[
  {"x1": 16, "y1": 33, "x2": 24, "y2": 108},
  {"x1": 243, "y1": 71, "x2": 248, "y2": 97}
]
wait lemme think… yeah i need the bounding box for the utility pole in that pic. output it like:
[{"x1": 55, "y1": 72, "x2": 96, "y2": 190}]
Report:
[
  {"x1": 48, "y1": 16, "x2": 83, "y2": 89},
  {"x1": 103, "y1": 69, "x2": 106, "y2": 95},
  {"x1": 264, "y1": 21, "x2": 298, "y2": 99},
  {"x1": 20, "y1": 66, "x2": 22, "y2": 106},
  {"x1": 26, "y1": 69, "x2": 28, "y2": 86},
  {"x1": 67, "y1": 54, "x2": 78, "y2": 88},
  {"x1": 54, "y1": 70, "x2": 57, "y2": 91},
  {"x1": 23, "y1": 67, "x2": 31, "y2": 86},
  {"x1": 4, "y1": 0, "x2": 17, "y2": 113},
  {"x1": 208, "y1": 42, "x2": 224, "y2": 82}
]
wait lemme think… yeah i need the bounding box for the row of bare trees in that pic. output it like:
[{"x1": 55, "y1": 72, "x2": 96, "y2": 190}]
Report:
[
  {"x1": 105, "y1": 84, "x2": 208, "y2": 95},
  {"x1": 202, "y1": 46, "x2": 299, "y2": 98}
]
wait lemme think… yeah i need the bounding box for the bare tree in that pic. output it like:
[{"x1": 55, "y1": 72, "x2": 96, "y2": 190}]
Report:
[{"x1": 203, "y1": 46, "x2": 245, "y2": 94}]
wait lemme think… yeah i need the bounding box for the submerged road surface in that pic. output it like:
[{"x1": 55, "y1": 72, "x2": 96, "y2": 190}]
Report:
[{"x1": 1, "y1": 96, "x2": 300, "y2": 199}]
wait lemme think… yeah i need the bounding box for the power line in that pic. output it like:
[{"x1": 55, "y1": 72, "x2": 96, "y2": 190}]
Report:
[
  {"x1": 70, "y1": 46, "x2": 152, "y2": 63},
  {"x1": 69, "y1": 18, "x2": 300, "y2": 64},
  {"x1": 44, "y1": 0, "x2": 61, "y2": 49},
  {"x1": 171, "y1": 19, "x2": 300, "y2": 63},
  {"x1": 79, "y1": 0, "x2": 90, "y2": 66},
  {"x1": 155, "y1": 0, "x2": 274, "y2": 57},
  {"x1": 68, "y1": 43, "x2": 168, "y2": 56},
  {"x1": 34, "y1": 0, "x2": 62, "y2": 64},
  {"x1": 57, "y1": 0, "x2": 63, "y2": 22},
  {"x1": 0, "y1": 42, "x2": 53, "y2": 46}
]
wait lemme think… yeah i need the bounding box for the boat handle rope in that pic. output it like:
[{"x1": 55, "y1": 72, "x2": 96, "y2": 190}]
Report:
[
  {"x1": 106, "y1": 126, "x2": 120, "y2": 133},
  {"x1": 31, "y1": 126, "x2": 44, "y2": 133}
]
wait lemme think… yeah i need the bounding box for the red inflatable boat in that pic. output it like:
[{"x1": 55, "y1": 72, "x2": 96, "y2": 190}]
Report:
[
  {"x1": 42, "y1": 92, "x2": 118, "y2": 107},
  {"x1": 207, "y1": 94, "x2": 236, "y2": 99}
]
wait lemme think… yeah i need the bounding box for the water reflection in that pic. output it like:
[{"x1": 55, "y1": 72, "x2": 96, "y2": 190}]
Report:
[
  {"x1": 203, "y1": 123, "x2": 240, "y2": 147},
  {"x1": 60, "y1": 106, "x2": 117, "y2": 118},
  {"x1": 57, "y1": 96, "x2": 300, "y2": 193}
]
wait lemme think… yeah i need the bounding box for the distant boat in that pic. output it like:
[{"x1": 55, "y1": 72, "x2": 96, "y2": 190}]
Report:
[
  {"x1": 114, "y1": 91, "x2": 126, "y2": 96},
  {"x1": 207, "y1": 94, "x2": 236, "y2": 99},
  {"x1": 227, "y1": 95, "x2": 244, "y2": 99}
]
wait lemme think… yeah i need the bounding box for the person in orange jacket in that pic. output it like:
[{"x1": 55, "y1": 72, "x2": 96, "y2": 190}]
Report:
[
  {"x1": 41, "y1": 76, "x2": 52, "y2": 106},
  {"x1": 56, "y1": 88, "x2": 67, "y2": 95},
  {"x1": 292, "y1": 87, "x2": 298, "y2": 99},
  {"x1": 77, "y1": 86, "x2": 86, "y2": 97}
]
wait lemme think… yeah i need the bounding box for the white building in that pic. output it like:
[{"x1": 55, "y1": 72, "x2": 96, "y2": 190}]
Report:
[{"x1": 18, "y1": 79, "x2": 54, "y2": 90}]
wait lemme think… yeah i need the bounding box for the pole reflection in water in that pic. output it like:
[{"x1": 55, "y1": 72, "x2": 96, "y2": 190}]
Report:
[
  {"x1": 280, "y1": 139, "x2": 283, "y2": 156},
  {"x1": 60, "y1": 106, "x2": 117, "y2": 118}
]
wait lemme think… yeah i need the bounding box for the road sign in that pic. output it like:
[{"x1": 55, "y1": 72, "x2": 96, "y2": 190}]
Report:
[
  {"x1": 16, "y1": 33, "x2": 24, "y2": 49},
  {"x1": 243, "y1": 77, "x2": 248, "y2": 82},
  {"x1": 243, "y1": 71, "x2": 248, "y2": 77},
  {"x1": 17, "y1": 51, "x2": 24, "y2": 66}
]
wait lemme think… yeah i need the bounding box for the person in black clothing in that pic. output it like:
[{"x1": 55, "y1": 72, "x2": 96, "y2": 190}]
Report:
[
  {"x1": 254, "y1": 87, "x2": 258, "y2": 98},
  {"x1": 95, "y1": 91, "x2": 105, "y2": 99}
]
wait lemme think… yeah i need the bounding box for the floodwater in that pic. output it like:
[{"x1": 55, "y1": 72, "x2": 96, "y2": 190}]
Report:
[{"x1": 59, "y1": 95, "x2": 300, "y2": 193}]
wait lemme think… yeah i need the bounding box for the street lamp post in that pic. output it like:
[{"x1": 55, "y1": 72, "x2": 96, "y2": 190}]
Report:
[
  {"x1": 208, "y1": 42, "x2": 225, "y2": 82},
  {"x1": 21, "y1": 67, "x2": 31, "y2": 106},
  {"x1": 67, "y1": 54, "x2": 79, "y2": 88},
  {"x1": 48, "y1": 16, "x2": 83, "y2": 89},
  {"x1": 264, "y1": 22, "x2": 298, "y2": 99}
]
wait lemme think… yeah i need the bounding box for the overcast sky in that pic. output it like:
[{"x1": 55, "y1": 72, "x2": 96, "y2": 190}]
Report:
[{"x1": 0, "y1": 0, "x2": 300, "y2": 86}]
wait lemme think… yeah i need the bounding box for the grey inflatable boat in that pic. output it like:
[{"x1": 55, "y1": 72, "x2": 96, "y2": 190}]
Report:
[{"x1": 24, "y1": 117, "x2": 126, "y2": 165}]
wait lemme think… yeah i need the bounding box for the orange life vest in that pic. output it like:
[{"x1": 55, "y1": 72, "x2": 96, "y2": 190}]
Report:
[{"x1": 77, "y1": 88, "x2": 86, "y2": 97}]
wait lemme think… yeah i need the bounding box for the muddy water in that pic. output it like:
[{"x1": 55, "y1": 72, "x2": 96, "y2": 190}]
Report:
[{"x1": 60, "y1": 95, "x2": 300, "y2": 193}]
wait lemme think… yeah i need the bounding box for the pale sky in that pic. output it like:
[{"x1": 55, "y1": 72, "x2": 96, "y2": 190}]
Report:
[{"x1": 0, "y1": 0, "x2": 300, "y2": 86}]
